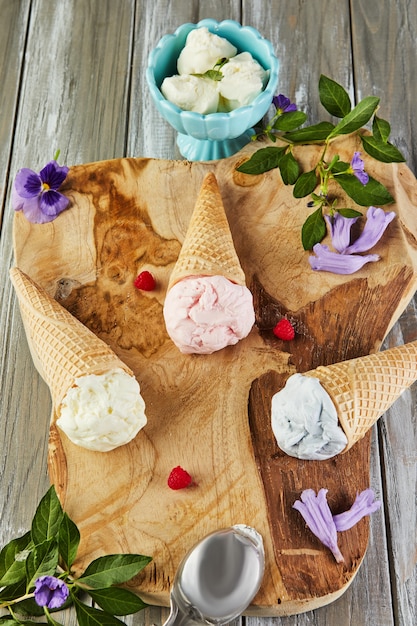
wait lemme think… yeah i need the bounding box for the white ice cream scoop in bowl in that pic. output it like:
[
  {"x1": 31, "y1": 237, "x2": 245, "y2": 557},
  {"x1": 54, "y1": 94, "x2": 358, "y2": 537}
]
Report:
[
  {"x1": 146, "y1": 19, "x2": 279, "y2": 161},
  {"x1": 163, "y1": 525, "x2": 265, "y2": 626}
]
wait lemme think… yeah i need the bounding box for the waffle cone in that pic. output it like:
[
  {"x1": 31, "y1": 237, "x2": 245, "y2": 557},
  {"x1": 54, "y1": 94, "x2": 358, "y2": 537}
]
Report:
[
  {"x1": 10, "y1": 267, "x2": 133, "y2": 412},
  {"x1": 305, "y1": 342, "x2": 417, "y2": 452},
  {"x1": 167, "y1": 172, "x2": 246, "y2": 290}
]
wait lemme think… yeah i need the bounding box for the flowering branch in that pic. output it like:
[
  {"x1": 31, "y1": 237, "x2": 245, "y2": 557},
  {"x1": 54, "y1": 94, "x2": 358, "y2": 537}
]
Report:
[
  {"x1": 0, "y1": 486, "x2": 151, "y2": 625},
  {"x1": 236, "y1": 75, "x2": 405, "y2": 258}
]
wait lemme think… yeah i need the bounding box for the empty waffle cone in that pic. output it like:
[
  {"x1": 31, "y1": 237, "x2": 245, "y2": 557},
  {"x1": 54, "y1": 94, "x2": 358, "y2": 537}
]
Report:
[
  {"x1": 167, "y1": 172, "x2": 246, "y2": 290},
  {"x1": 10, "y1": 267, "x2": 133, "y2": 413},
  {"x1": 304, "y1": 341, "x2": 417, "y2": 452}
]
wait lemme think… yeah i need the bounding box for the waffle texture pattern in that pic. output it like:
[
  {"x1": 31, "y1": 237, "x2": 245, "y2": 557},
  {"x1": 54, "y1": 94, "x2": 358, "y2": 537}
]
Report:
[
  {"x1": 305, "y1": 343, "x2": 417, "y2": 451},
  {"x1": 168, "y1": 172, "x2": 246, "y2": 289},
  {"x1": 10, "y1": 267, "x2": 132, "y2": 411}
]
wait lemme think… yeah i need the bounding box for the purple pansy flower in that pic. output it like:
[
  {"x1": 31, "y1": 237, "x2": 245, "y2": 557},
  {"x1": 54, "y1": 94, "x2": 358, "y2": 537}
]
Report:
[
  {"x1": 34, "y1": 575, "x2": 69, "y2": 609},
  {"x1": 310, "y1": 206, "x2": 396, "y2": 274},
  {"x1": 293, "y1": 488, "x2": 344, "y2": 563},
  {"x1": 272, "y1": 94, "x2": 297, "y2": 114},
  {"x1": 293, "y1": 488, "x2": 381, "y2": 562},
  {"x1": 12, "y1": 160, "x2": 70, "y2": 224},
  {"x1": 350, "y1": 151, "x2": 369, "y2": 185}
]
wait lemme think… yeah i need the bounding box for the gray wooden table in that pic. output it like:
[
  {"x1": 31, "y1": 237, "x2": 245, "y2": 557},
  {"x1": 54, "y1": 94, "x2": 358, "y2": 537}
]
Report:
[{"x1": 1, "y1": 1, "x2": 416, "y2": 625}]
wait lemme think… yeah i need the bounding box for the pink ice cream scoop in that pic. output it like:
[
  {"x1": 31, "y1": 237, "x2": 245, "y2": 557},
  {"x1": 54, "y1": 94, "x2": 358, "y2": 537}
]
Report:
[{"x1": 163, "y1": 275, "x2": 255, "y2": 354}]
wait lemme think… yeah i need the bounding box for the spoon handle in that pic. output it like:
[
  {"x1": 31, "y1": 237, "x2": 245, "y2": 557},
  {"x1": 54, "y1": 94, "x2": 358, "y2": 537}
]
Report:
[{"x1": 162, "y1": 596, "x2": 199, "y2": 626}]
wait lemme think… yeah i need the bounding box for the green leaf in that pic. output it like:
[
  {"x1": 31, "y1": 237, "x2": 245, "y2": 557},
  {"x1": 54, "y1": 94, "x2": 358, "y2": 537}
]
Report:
[
  {"x1": 279, "y1": 152, "x2": 300, "y2": 185},
  {"x1": 58, "y1": 513, "x2": 80, "y2": 570},
  {"x1": 301, "y1": 207, "x2": 327, "y2": 250},
  {"x1": 76, "y1": 554, "x2": 152, "y2": 590},
  {"x1": 0, "y1": 531, "x2": 32, "y2": 586},
  {"x1": 89, "y1": 587, "x2": 148, "y2": 615},
  {"x1": 25, "y1": 539, "x2": 59, "y2": 589},
  {"x1": 336, "y1": 173, "x2": 394, "y2": 206},
  {"x1": 361, "y1": 135, "x2": 406, "y2": 163},
  {"x1": 31, "y1": 486, "x2": 64, "y2": 546},
  {"x1": 0, "y1": 618, "x2": 38, "y2": 625},
  {"x1": 202, "y1": 69, "x2": 223, "y2": 81},
  {"x1": 372, "y1": 115, "x2": 391, "y2": 142},
  {"x1": 319, "y1": 75, "x2": 351, "y2": 118},
  {"x1": 0, "y1": 579, "x2": 26, "y2": 602},
  {"x1": 73, "y1": 595, "x2": 126, "y2": 626},
  {"x1": 293, "y1": 169, "x2": 318, "y2": 198},
  {"x1": 282, "y1": 121, "x2": 335, "y2": 143},
  {"x1": 235, "y1": 146, "x2": 286, "y2": 174},
  {"x1": 336, "y1": 208, "x2": 363, "y2": 218},
  {"x1": 273, "y1": 110, "x2": 307, "y2": 131},
  {"x1": 327, "y1": 96, "x2": 380, "y2": 138},
  {"x1": 331, "y1": 160, "x2": 350, "y2": 174}
]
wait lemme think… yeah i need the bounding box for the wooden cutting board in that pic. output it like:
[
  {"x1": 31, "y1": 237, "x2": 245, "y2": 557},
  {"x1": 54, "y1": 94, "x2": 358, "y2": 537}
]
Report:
[{"x1": 13, "y1": 135, "x2": 417, "y2": 616}]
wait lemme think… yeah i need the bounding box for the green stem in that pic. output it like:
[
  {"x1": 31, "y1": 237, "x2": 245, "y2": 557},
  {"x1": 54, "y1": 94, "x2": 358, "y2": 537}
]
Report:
[
  {"x1": 318, "y1": 138, "x2": 330, "y2": 164},
  {"x1": 0, "y1": 591, "x2": 35, "y2": 610},
  {"x1": 44, "y1": 606, "x2": 53, "y2": 622}
]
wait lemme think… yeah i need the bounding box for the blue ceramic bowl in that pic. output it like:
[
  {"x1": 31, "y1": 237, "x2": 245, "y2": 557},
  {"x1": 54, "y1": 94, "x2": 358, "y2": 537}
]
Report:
[{"x1": 146, "y1": 19, "x2": 279, "y2": 161}]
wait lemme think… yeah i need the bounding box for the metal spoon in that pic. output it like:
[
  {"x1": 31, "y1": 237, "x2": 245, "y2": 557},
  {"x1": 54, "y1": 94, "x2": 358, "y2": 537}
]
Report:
[{"x1": 163, "y1": 524, "x2": 265, "y2": 626}]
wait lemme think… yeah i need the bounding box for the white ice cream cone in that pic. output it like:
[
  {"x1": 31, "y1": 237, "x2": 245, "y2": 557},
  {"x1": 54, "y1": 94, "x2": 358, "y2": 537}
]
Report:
[{"x1": 10, "y1": 267, "x2": 133, "y2": 412}]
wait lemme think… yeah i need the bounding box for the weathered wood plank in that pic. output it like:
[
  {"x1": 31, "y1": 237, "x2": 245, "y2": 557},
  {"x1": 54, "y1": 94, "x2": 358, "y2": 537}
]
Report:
[
  {"x1": 243, "y1": 0, "x2": 355, "y2": 121},
  {"x1": 243, "y1": 1, "x2": 395, "y2": 625},
  {"x1": 351, "y1": 1, "x2": 417, "y2": 624},
  {"x1": 0, "y1": 1, "x2": 135, "y2": 625},
  {"x1": 0, "y1": 0, "x2": 53, "y2": 554},
  {"x1": 380, "y1": 326, "x2": 417, "y2": 626},
  {"x1": 0, "y1": 0, "x2": 30, "y2": 217},
  {"x1": 15, "y1": 0, "x2": 135, "y2": 167},
  {"x1": 350, "y1": 0, "x2": 417, "y2": 170}
]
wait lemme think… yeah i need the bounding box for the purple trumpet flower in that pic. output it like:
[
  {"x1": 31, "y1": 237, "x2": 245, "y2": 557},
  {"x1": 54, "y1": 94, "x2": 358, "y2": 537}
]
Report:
[
  {"x1": 309, "y1": 206, "x2": 396, "y2": 274},
  {"x1": 34, "y1": 575, "x2": 69, "y2": 609},
  {"x1": 272, "y1": 94, "x2": 297, "y2": 114},
  {"x1": 12, "y1": 160, "x2": 70, "y2": 224},
  {"x1": 324, "y1": 212, "x2": 359, "y2": 253},
  {"x1": 333, "y1": 488, "x2": 382, "y2": 531},
  {"x1": 343, "y1": 206, "x2": 396, "y2": 254},
  {"x1": 293, "y1": 488, "x2": 344, "y2": 563},
  {"x1": 293, "y1": 488, "x2": 381, "y2": 562},
  {"x1": 309, "y1": 243, "x2": 379, "y2": 274},
  {"x1": 350, "y1": 152, "x2": 369, "y2": 185}
]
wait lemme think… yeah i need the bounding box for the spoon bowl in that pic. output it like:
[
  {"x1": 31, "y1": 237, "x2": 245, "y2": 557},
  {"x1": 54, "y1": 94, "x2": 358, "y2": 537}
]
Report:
[{"x1": 164, "y1": 525, "x2": 265, "y2": 626}]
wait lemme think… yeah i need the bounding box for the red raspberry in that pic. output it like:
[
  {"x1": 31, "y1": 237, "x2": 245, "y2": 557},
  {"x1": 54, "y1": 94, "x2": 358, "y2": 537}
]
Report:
[
  {"x1": 273, "y1": 318, "x2": 295, "y2": 341},
  {"x1": 167, "y1": 466, "x2": 193, "y2": 490},
  {"x1": 134, "y1": 270, "x2": 156, "y2": 291}
]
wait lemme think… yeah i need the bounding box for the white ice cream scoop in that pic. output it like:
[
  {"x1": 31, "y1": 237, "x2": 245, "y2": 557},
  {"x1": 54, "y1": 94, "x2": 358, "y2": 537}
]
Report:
[{"x1": 163, "y1": 525, "x2": 265, "y2": 626}]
